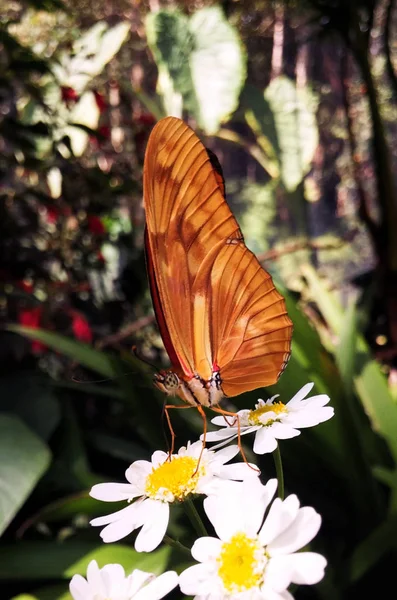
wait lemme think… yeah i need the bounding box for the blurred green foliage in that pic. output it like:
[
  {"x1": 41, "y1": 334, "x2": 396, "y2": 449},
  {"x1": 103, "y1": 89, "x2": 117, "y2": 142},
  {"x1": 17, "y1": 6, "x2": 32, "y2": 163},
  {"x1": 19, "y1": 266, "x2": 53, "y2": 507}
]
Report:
[{"x1": 1, "y1": 0, "x2": 397, "y2": 599}]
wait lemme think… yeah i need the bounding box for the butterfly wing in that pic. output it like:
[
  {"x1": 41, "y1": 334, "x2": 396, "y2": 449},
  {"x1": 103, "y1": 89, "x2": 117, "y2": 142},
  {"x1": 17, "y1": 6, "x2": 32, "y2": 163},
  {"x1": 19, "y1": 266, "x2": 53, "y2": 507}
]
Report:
[
  {"x1": 143, "y1": 117, "x2": 240, "y2": 381},
  {"x1": 209, "y1": 242, "x2": 292, "y2": 396},
  {"x1": 144, "y1": 116, "x2": 292, "y2": 398}
]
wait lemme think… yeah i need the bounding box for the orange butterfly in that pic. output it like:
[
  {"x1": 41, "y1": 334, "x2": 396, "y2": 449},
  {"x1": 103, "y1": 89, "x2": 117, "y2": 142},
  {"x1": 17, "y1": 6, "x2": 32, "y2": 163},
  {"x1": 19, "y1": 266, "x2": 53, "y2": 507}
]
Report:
[{"x1": 143, "y1": 117, "x2": 292, "y2": 424}]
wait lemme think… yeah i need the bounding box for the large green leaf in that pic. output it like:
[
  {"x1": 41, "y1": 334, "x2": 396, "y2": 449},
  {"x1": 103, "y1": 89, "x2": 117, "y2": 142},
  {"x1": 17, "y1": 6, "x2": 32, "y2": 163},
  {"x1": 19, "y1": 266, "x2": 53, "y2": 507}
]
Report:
[
  {"x1": 264, "y1": 76, "x2": 319, "y2": 191},
  {"x1": 53, "y1": 21, "x2": 130, "y2": 94},
  {"x1": 0, "y1": 541, "x2": 170, "y2": 579},
  {"x1": 349, "y1": 515, "x2": 397, "y2": 582},
  {"x1": 303, "y1": 264, "x2": 397, "y2": 464},
  {"x1": 188, "y1": 6, "x2": 246, "y2": 133},
  {"x1": 0, "y1": 415, "x2": 51, "y2": 536},
  {"x1": 146, "y1": 6, "x2": 246, "y2": 133},
  {"x1": 8, "y1": 326, "x2": 122, "y2": 379},
  {"x1": 242, "y1": 83, "x2": 280, "y2": 170}
]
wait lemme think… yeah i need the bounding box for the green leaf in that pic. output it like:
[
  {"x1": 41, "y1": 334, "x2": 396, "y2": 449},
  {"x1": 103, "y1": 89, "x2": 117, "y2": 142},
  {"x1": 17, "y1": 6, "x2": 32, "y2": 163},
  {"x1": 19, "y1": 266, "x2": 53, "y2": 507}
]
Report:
[
  {"x1": 7, "y1": 326, "x2": 121, "y2": 379},
  {"x1": 349, "y1": 515, "x2": 397, "y2": 582},
  {"x1": 0, "y1": 541, "x2": 171, "y2": 580},
  {"x1": 64, "y1": 92, "x2": 100, "y2": 157},
  {"x1": 372, "y1": 466, "x2": 397, "y2": 488},
  {"x1": 335, "y1": 300, "x2": 357, "y2": 398},
  {"x1": 0, "y1": 373, "x2": 60, "y2": 440},
  {"x1": 264, "y1": 76, "x2": 319, "y2": 191},
  {"x1": 0, "y1": 415, "x2": 51, "y2": 536},
  {"x1": 146, "y1": 7, "x2": 246, "y2": 133},
  {"x1": 146, "y1": 9, "x2": 191, "y2": 118},
  {"x1": 239, "y1": 181, "x2": 277, "y2": 252}
]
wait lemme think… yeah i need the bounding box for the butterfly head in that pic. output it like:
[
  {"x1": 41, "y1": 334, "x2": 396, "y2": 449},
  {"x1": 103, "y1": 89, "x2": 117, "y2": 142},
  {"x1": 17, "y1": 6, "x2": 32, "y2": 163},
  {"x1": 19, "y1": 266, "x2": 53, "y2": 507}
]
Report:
[{"x1": 153, "y1": 370, "x2": 180, "y2": 395}]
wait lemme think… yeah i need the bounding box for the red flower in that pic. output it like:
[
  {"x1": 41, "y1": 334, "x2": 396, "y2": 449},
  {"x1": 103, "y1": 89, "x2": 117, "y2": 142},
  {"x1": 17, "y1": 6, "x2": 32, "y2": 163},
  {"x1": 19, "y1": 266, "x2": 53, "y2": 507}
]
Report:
[
  {"x1": 61, "y1": 86, "x2": 79, "y2": 105},
  {"x1": 87, "y1": 215, "x2": 106, "y2": 235},
  {"x1": 98, "y1": 125, "x2": 111, "y2": 140},
  {"x1": 18, "y1": 306, "x2": 46, "y2": 353},
  {"x1": 46, "y1": 207, "x2": 60, "y2": 224},
  {"x1": 16, "y1": 280, "x2": 34, "y2": 294},
  {"x1": 93, "y1": 90, "x2": 107, "y2": 113},
  {"x1": 90, "y1": 125, "x2": 111, "y2": 148},
  {"x1": 137, "y1": 112, "x2": 156, "y2": 127},
  {"x1": 70, "y1": 311, "x2": 92, "y2": 343}
]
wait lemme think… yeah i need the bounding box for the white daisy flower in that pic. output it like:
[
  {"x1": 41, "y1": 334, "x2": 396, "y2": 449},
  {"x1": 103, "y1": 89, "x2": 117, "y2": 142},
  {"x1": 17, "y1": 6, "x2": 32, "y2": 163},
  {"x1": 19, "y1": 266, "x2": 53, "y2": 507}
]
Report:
[
  {"x1": 90, "y1": 441, "x2": 258, "y2": 552},
  {"x1": 204, "y1": 382, "x2": 334, "y2": 454},
  {"x1": 69, "y1": 559, "x2": 178, "y2": 600},
  {"x1": 179, "y1": 478, "x2": 326, "y2": 600}
]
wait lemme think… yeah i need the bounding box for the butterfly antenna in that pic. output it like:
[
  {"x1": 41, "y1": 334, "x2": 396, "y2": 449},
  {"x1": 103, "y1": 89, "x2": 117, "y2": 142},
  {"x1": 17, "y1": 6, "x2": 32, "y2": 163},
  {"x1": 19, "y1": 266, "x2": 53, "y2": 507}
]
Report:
[
  {"x1": 131, "y1": 345, "x2": 158, "y2": 371},
  {"x1": 72, "y1": 374, "x2": 115, "y2": 384}
]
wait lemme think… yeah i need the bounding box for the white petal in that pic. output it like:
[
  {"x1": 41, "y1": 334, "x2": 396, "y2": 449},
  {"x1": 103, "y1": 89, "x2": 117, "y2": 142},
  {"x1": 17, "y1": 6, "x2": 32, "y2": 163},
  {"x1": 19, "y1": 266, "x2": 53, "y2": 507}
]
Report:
[
  {"x1": 134, "y1": 571, "x2": 179, "y2": 600},
  {"x1": 211, "y1": 411, "x2": 248, "y2": 426},
  {"x1": 199, "y1": 477, "x2": 245, "y2": 497},
  {"x1": 263, "y1": 556, "x2": 293, "y2": 592},
  {"x1": 259, "y1": 496, "x2": 300, "y2": 546},
  {"x1": 86, "y1": 559, "x2": 106, "y2": 596},
  {"x1": 269, "y1": 422, "x2": 301, "y2": 440},
  {"x1": 260, "y1": 583, "x2": 290, "y2": 600},
  {"x1": 285, "y1": 407, "x2": 334, "y2": 428},
  {"x1": 204, "y1": 479, "x2": 276, "y2": 540},
  {"x1": 102, "y1": 563, "x2": 126, "y2": 593},
  {"x1": 69, "y1": 574, "x2": 90, "y2": 600},
  {"x1": 151, "y1": 450, "x2": 168, "y2": 466},
  {"x1": 129, "y1": 569, "x2": 155, "y2": 596},
  {"x1": 210, "y1": 444, "x2": 240, "y2": 465},
  {"x1": 293, "y1": 394, "x2": 330, "y2": 409},
  {"x1": 90, "y1": 501, "x2": 142, "y2": 526},
  {"x1": 268, "y1": 507, "x2": 321, "y2": 555},
  {"x1": 286, "y1": 383, "x2": 314, "y2": 406},
  {"x1": 265, "y1": 552, "x2": 326, "y2": 591},
  {"x1": 253, "y1": 428, "x2": 278, "y2": 454},
  {"x1": 218, "y1": 462, "x2": 259, "y2": 480},
  {"x1": 187, "y1": 440, "x2": 206, "y2": 456},
  {"x1": 191, "y1": 537, "x2": 223, "y2": 562},
  {"x1": 125, "y1": 460, "x2": 153, "y2": 485},
  {"x1": 135, "y1": 500, "x2": 169, "y2": 552},
  {"x1": 288, "y1": 552, "x2": 327, "y2": 584},
  {"x1": 99, "y1": 517, "x2": 139, "y2": 543},
  {"x1": 179, "y1": 564, "x2": 218, "y2": 596},
  {"x1": 204, "y1": 428, "x2": 240, "y2": 442},
  {"x1": 90, "y1": 482, "x2": 139, "y2": 502},
  {"x1": 279, "y1": 591, "x2": 294, "y2": 600},
  {"x1": 91, "y1": 501, "x2": 146, "y2": 543}
]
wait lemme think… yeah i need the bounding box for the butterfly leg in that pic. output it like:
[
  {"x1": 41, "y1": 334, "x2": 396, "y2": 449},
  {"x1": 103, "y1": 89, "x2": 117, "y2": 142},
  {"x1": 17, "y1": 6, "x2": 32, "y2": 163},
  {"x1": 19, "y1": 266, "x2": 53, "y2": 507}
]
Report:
[
  {"x1": 164, "y1": 403, "x2": 196, "y2": 459},
  {"x1": 210, "y1": 406, "x2": 260, "y2": 474},
  {"x1": 193, "y1": 404, "x2": 208, "y2": 475}
]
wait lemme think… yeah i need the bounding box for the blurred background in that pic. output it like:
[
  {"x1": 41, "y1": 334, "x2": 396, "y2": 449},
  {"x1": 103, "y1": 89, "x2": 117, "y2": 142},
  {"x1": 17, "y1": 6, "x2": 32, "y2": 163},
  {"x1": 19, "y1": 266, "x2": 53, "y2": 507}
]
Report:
[{"x1": 1, "y1": 0, "x2": 397, "y2": 598}]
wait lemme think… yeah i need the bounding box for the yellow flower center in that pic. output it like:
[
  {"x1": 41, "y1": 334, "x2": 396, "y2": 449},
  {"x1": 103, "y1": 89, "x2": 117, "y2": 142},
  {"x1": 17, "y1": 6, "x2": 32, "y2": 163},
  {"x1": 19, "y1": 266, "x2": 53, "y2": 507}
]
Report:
[
  {"x1": 248, "y1": 401, "x2": 287, "y2": 426},
  {"x1": 145, "y1": 456, "x2": 202, "y2": 501},
  {"x1": 217, "y1": 532, "x2": 266, "y2": 592}
]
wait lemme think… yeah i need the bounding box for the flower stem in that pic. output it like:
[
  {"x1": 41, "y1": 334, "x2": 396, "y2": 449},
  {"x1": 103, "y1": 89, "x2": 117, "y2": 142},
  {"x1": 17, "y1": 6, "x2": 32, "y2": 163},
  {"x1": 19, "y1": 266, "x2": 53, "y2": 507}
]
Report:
[
  {"x1": 273, "y1": 445, "x2": 284, "y2": 500},
  {"x1": 163, "y1": 535, "x2": 192, "y2": 556},
  {"x1": 184, "y1": 497, "x2": 208, "y2": 537}
]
